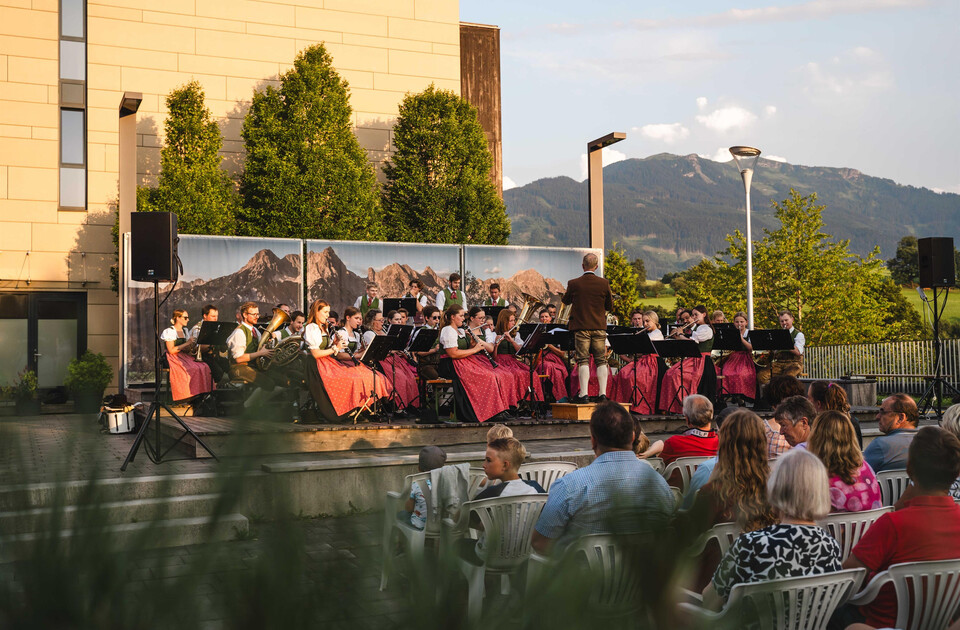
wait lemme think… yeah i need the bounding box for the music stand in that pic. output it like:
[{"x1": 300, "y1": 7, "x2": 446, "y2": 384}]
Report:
[
  {"x1": 515, "y1": 324, "x2": 550, "y2": 417},
  {"x1": 712, "y1": 326, "x2": 745, "y2": 398},
  {"x1": 121, "y1": 282, "x2": 219, "y2": 471},
  {"x1": 383, "y1": 298, "x2": 417, "y2": 316},
  {"x1": 385, "y1": 323, "x2": 414, "y2": 343},
  {"x1": 652, "y1": 339, "x2": 701, "y2": 413},
  {"x1": 608, "y1": 333, "x2": 658, "y2": 412},
  {"x1": 606, "y1": 325, "x2": 633, "y2": 335},
  {"x1": 407, "y1": 327, "x2": 439, "y2": 415},
  {"x1": 195, "y1": 321, "x2": 238, "y2": 347},
  {"x1": 483, "y1": 305, "x2": 508, "y2": 323},
  {"x1": 383, "y1": 326, "x2": 415, "y2": 415},
  {"x1": 351, "y1": 335, "x2": 395, "y2": 423}
]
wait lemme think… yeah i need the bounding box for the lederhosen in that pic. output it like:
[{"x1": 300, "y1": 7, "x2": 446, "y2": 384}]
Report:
[
  {"x1": 229, "y1": 326, "x2": 279, "y2": 388},
  {"x1": 772, "y1": 328, "x2": 804, "y2": 378}
]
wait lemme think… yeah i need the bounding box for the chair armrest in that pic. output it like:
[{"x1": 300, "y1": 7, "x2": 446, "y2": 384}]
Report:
[
  {"x1": 526, "y1": 552, "x2": 552, "y2": 590},
  {"x1": 679, "y1": 588, "x2": 704, "y2": 605},
  {"x1": 676, "y1": 602, "x2": 720, "y2": 623},
  {"x1": 847, "y1": 571, "x2": 891, "y2": 606}
]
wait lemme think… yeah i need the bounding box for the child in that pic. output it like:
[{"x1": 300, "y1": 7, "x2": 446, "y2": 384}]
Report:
[
  {"x1": 486, "y1": 423, "x2": 513, "y2": 443},
  {"x1": 404, "y1": 445, "x2": 447, "y2": 530}
]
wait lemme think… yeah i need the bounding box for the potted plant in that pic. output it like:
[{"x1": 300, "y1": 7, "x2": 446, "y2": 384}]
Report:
[
  {"x1": 65, "y1": 351, "x2": 113, "y2": 413},
  {"x1": 9, "y1": 368, "x2": 40, "y2": 415}
]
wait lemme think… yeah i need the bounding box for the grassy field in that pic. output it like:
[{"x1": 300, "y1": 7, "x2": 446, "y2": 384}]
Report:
[{"x1": 901, "y1": 287, "x2": 960, "y2": 324}]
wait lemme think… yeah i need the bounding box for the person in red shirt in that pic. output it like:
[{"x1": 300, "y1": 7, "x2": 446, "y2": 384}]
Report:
[
  {"x1": 661, "y1": 394, "x2": 719, "y2": 467},
  {"x1": 840, "y1": 426, "x2": 960, "y2": 629}
]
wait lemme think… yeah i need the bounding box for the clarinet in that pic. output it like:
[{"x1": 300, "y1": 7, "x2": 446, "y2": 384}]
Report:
[
  {"x1": 465, "y1": 325, "x2": 498, "y2": 368},
  {"x1": 331, "y1": 327, "x2": 360, "y2": 366}
]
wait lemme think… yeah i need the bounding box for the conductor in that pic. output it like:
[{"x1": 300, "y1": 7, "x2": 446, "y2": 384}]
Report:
[{"x1": 563, "y1": 253, "x2": 614, "y2": 404}]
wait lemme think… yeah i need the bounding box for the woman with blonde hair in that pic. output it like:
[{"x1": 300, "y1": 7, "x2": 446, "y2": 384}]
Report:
[
  {"x1": 808, "y1": 410, "x2": 881, "y2": 513},
  {"x1": 492, "y1": 309, "x2": 543, "y2": 404},
  {"x1": 719, "y1": 311, "x2": 757, "y2": 402},
  {"x1": 808, "y1": 380, "x2": 862, "y2": 447},
  {"x1": 160, "y1": 309, "x2": 214, "y2": 402},
  {"x1": 610, "y1": 310, "x2": 664, "y2": 414}
]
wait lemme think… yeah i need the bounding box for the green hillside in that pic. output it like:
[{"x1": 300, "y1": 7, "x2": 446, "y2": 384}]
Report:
[{"x1": 505, "y1": 153, "x2": 960, "y2": 278}]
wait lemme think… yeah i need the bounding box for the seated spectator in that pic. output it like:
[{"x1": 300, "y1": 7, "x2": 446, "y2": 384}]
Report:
[
  {"x1": 808, "y1": 380, "x2": 862, "y2": 448},
  {"x1": 841, "y1": 426, "x2": 960, "y2": 629},
  {"x1": 864, "y1": 393, "x2": 919, "y2": 473},
  {"x1": 939, "y1": 404, "x2": 960, "y2": 500},
  {"x1": 532, "y1": 402, "x2": 674, "y2": 554},
  {"x1": 633, "y1": 415, "x2": 663, "y2": 459},
  {"x1": 704, "y1": 449, "x2": 842, "y2": 609},
  {"x1": 765, "y1": 374, "x2": 805, "y2": 407},
  {"x1": 403, "y1": 446, "x2": 447, "y2": 530},
  {"x1": 680, "y1": 404, "x2": 739, "y2": 510},
  {"x1": 774, "y1": 395, "x2": 817, "y2": 449},
  {"x1": 808, "y1": 410, "x2": 881, "y2": 513},
  {"x1": 486, "y1": 423, "x2": 513, "y2": 443},
  {"x1": 661, "y1": 394, "x2": 719, "y2": 468}
]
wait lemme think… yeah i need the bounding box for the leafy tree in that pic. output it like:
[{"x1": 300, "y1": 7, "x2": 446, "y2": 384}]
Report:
[
  {"x1": 382, "y1": 85, "x2": 509, "y2": 244},
  {"x1": 630, "y1": 256, "x2": 646, "y2": 284},
  {"x1": 138, "y1": 81, "x2": 239, "y2": 235},
  {"x1": 887, "y1": 236, "x2": 919, "y2": 286},
  {"x1": 604, "y1": 244, "x2": 640, "y2": 323},
  {"x1": 675, "y1": 189, "x2": 923, "y2": 344},
  {"x1": 239, "y1": 44, "x2": 384, "y2": 240}
]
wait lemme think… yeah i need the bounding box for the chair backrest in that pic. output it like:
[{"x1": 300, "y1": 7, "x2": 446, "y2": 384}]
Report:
[
  {"x1": 643, "y1": 457, "x2": 665, "y2": 474},
  {"x1": 518, "y1": 461, "x2": 577, "y2": 492},
  {"x1": 877, "y1": 470, "x2": 911, "y2": 506},
  {"x1": 402, "y1": 471, "x2": 439, "y2": 534},
  {"x1": 886, "y1": 559, "x2": 960, "y2": 630},
  {"x1": 468, "y1": 468, "x2": 488, "y2": 499},
  {"x1": 816, "y1": 507, "x2": 892, "y2": 561},
  {"x1": 662, "y1": 456, "x2": 711, "y2": 493},
  {"x1": 568, "y1": 534, "x2": 645, "y2": 616},
  {"x1": 687, "y1": 521, "x2": 741, "y2": 557},
  {"x1": 469, "y1": 494, "x2": 548, "y2": 572},
  {"x1": 726, "y1": 568, "x2": 865, "y2": 630}
]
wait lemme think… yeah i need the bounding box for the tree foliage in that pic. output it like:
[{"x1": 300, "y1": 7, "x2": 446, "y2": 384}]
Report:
[
  {"x1": 239, "y1": 44, "x2": 384, "y2": 240},
  {"x1": 138, "y1": 81, "x2": 239, "y2": 234},
  {"x1": 887, "y1": 236, "x2": 919, "y2": 286},
  {"x1": 604, "y1": 244, "x2": 641, "y2": 323},
  {"x1": 675, "y1": 189, "x2": 924, "y2": 344},
  {"x1": 382, "y1": 85, "x2": 509, "y2": 244}
]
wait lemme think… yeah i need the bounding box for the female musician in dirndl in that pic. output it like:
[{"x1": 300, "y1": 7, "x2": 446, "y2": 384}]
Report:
[
  {"x1": 374, "y1": 309, "x2": 420, "y2": 410},
  {"x1": 466, "y1": 306, "x2": 525, "y2": 408},
  {"x1": 161, "y1": 309, "x2": 214, "y2": 402},
  {"x1": 493, "y1": 310, "x2": 544, "y2": 404},
  {"x1": 535, "y1": 308, "x2": 569, "y2": 401},
  {"x1": 438, "y1": 305, "x2": 510, "y2": 423},
  {"x1": 303, "y1": 300, "x2": 391, "y2": 418},
  {"x1": 610, "y1": 310, "x2": 664, "y2": 414},
  {"x1": 719, "y1": 311, "x2": 758, "y2": 401},
  {"x1": 659, "y1": 305, "x2": 717, "y2": 414}
]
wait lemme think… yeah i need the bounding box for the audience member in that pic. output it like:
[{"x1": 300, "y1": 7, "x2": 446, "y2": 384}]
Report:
[
  {"x1": 774, "y1": 395, "x2": 817, "y2": 449},
  {"x1": 863, "y1": 393, "x2": 919, "y2": 473},
  {"x1": 765, "y1": 374, "x2": 805, "y2": 407},
  {"x1": 661, "y1": 395, "x2": 719, "y2": 467},
  {"x1": 679, "y1": 404, "x2": 740, "y2": 509},
  {"x1": 841, "y1": 426, "x2": 960, "y2": 629},
  {"x1": 532, "y1": 402, "x2": 674, "y2": 554},
  {"x1": 474, "y1": 438, "x2": 545, "y2": 500},
  {"x1": 808, "y1": 380, "x2": 862, "y2": 448},
  {"x1": 633, "y1": 415, "x2": 663, "y2": 459},
  {"x1": 808, "y1": 410, "x2": 881, "y2": 513},
  {"x1": 704, "y1": 449, "x2": 842, "y2": 609},
  {"x1": 486, "y1": 423, "x2": 513, "y2": 443},
  {"x1": 403, "y1": 446, "x2": 447, "y2": 530},
  {"x1": 939, "y1": 403, "x2": 960, "y2": 500}
]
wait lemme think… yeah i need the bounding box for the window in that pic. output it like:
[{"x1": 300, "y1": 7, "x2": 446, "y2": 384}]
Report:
[{"x1": 59, "y1": 0, "x2": 86, "y2": 211}]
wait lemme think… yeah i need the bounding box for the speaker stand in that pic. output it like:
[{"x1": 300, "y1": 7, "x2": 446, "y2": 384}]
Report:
[
  {"x1": 121, "y1": 281, "x2": 218, "y2": 471},
  {"x1": 917, "y1": 287, "x2": 960, "y2": 419}
]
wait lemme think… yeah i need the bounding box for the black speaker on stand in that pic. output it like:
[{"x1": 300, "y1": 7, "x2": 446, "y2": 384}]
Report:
[
  {"x1": 122, "y1": 212, "x2": 217, "y2": 471},
  {"x1": 916, "y1": 237, "x2": 959, "y2": 418}
]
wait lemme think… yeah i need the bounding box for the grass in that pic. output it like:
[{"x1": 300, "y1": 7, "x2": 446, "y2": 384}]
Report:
[{"x1": 901, "y1": 287, "x2": 960, "y2": 325}]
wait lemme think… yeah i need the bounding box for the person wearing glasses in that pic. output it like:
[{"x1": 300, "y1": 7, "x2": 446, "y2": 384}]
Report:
[
  {"x1": 415, "y1": 305, "x2": 443, "y2": 381},
  {"x1": 161, "y1": 309, "x2": 214, "y2": 403},
  {"x1": 864, "y1": 393, "x2": 920, "y2": 473},
  {"x1": 438, "y1": 304, "x2": 509, "y2": 423},
  {"x1": 405, "y1": 280, "x2": 429, "y2": 324},
  {"x1": 225, "y1": 301, "x2": 278, "y2": 408}
]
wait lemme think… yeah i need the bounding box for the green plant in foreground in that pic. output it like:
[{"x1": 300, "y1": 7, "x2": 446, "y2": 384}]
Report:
[
  {"x1": 4, "y1": 368, "x2": 38, "y2": 402},
  {"x1": 64, "y1": 351, "x2": 112, "y2": 394}
]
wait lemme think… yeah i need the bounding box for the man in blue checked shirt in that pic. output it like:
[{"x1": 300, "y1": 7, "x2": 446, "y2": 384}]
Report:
[{"x1": 531, "y1": 402, "x2": 675, "y2": 554}]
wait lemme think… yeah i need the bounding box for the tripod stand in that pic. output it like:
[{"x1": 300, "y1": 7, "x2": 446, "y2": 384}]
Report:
[
  {"x1": 917, "y1": 287, "x2": 960, "y2": 418},
  {"x1": 121, "y1": 281, "x2": 218, "y2": 471}
]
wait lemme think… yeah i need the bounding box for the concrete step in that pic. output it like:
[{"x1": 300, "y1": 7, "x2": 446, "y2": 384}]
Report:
[
  {"x1": 0, "y1": 493, "x2": 225, "y2": 535},
  {"x1": 0, "y1": 513, "x2": 249, "y2": 562}
]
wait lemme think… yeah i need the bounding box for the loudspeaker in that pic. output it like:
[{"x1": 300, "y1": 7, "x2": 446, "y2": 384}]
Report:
[
  {"x1": 918, "y1": 237, "x2": 956, "y2": 288},
  {"x1": 131, "y1": 212, "x2": 178, "y2": 282}
]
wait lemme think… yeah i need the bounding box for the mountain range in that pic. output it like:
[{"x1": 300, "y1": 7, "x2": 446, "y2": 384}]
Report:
[{"x1": 504, "y1": 153, "x2": 960, "y2": 278}]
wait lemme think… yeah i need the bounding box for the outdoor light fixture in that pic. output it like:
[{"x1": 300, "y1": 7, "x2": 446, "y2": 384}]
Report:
[
  {"x1": 729, "y1": 145, "x2": 762, "y2": 329},
  {"x1": 119, "y1": 91, "x2": 142, "y2": 117},
  {"x1": 587, "y1": 132, "x2": 627, "y2": 250},
  {"x1": 118, "y1": 91, "x2": 143, "y2": 392}
]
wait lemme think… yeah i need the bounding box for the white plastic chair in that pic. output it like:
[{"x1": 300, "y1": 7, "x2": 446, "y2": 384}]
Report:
[
  {"x1": 468, "y1": 467, "x2": 489, "y2": 499},
  {"x1": 642, "y1": 457, "x2": 665, "y2": 474},
  {"x1": 380, "y1": 471, "x2": 436, "y2": 591},
  {"x1": 816, "y1": 507, "x2": 892, "y2": 561},
  {"x1": 678, "y1": 568, "x2": 866, "y2": 630},
  {"x1": 517, "y1": 461, "x2": 577, "y2": 492},
  {"x1": 877, "y1": 470, "x2": 911, "y2": 506},
  {"x1": 662, "y1": 456, "x2": 712, "y2": 493},
  {"x1": 443, "y1": 494, "x2": 548, "y2": 621},
  {"x1": 686, "y1": 521, "x2": 741, "y2": 558},
  {"x1": 848, "y1": 559, "x2": 960, "y2": 630}
]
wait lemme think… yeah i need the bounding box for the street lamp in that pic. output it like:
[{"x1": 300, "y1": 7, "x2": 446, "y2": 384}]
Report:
[
  {"x1": 118, "y1": 91, "x2": 142, "y2": 392},
  {"x1": 587, "y1": 132, "x2": 626, "y2": 251},
  {"x1": 729, "y1": 145, "x2": 761, "y2": 330}
]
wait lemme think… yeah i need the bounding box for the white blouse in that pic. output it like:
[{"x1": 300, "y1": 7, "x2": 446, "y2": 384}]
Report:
[
  {"x1": 160, "y1": 326, "x2": 183, "y2": 343},
  {"x1": 647, "y1": 328, "x2": 664, "y2": 342},
  {"x1": 439, "y1": 325, "x2": 465, "y2": 349},
  {"x1": 302, "y1": 322, "x2": 327, "y2": 350},
  {"x1": 691, "y1": 324, "x2": 714, "y2": 343},
  {"x1": 362, "y1": 330, "x2": 378, "y2": 347}
]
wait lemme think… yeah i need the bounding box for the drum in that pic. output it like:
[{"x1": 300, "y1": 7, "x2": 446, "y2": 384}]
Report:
[{"x1": 101, "y1": 408, "x2": 136, "y2": 434}]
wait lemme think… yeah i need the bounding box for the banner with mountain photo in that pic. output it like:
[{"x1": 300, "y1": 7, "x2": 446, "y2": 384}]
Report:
[
  {"x1": 305, "y1": 240, "x2": 461, "y2": 317},
  {"x1": 125, "y1": 235, "x2": 303, "y2": 385},
  {"x1": 463, "y1": 244, "x2": 603, "y2": 311}
]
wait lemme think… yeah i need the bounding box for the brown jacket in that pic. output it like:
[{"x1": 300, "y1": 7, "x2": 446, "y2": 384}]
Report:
[{"x1": 562, "y1": 272, "x2": 613, "y2": 331}]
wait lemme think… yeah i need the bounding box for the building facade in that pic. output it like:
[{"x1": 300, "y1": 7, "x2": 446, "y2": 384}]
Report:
[{"x1": 0, "y1": 0, "x2": 500, "y2": 394}]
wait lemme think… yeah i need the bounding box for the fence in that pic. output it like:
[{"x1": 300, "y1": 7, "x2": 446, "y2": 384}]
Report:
[{"x1": 806, "y1": 339, "x2": 960, "y2": 396}]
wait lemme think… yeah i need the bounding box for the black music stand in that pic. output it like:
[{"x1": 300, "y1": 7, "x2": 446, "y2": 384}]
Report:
[
  {"x1": 384, "y1": 326, "x2": 415, "y2": 416},
  {"x1": 406, "y1": 327, "x2": 438, "y2": 412},
  {"x1": 195, "y1": 321, "x2": 238, "y2": 347},
  {"x1": 515, "y1": 324, "x2": 549, "y2": 417},
  {"x1": 652, "y1": 339, "x2": 701, "y2": 413},
  {"x1": 121, "y1": 282, "x2": 219, "y2": 472},
  {"x1": 483, "y1": 305, "x2": 509, "y2": 323},
  {"x1": 352, "y1": 335, "x2": 395, "y2": 423},
  {"x1": 606, "y1": 325, "x2": 633, "y2": 335},
  {"x1": 750, "y1": 329, "x2": 795, "y2": 359},
  {"x1": 712, "y1": 325, "x2": 745, "y2": 399},
  {"x1": 608, "y1": 333, "x2": 658, "y2": 412},
  {"x1": 383, "y1": 298, "x2": 417, "y2": 316}
]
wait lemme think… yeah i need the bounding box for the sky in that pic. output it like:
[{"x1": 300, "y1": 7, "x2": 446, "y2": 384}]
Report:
[{"x1": 459, "y1": 0, "x2": 960, "y2": 194}]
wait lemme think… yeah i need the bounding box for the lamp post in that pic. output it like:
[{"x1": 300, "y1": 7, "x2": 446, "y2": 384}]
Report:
[
  {"x1": 729, "y1": 146, "x2": 761, "y2": 329},
  {"x1": 118, "y1": 92, "x2": 142, "y2": 392},
  {"x1": 587, "y1": 132, "x2": 626, "y2": 251}
]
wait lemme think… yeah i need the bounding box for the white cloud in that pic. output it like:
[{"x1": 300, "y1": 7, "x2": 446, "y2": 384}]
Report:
[
  {"x1": 801, "y1": 47, "x2": 894, "y2": 98},
  {"x1": 764, "y1": 105, "x2": 777, "y2": 117},
  {"x1": 695, "y1": 106, "x2": 758, "y2": 132},
  {"x1": 579, "y1": 148, "x2": 628, "y2": 180},
  {"x1": 635, "y1": 122, "x2": 690, "y2": 144},
  {"x1": 697, "y1": 147, "x2": 735, "y2": 163},
  {"x1": 765, "y1": 155, "x2": 788, "y2": 163},
  {"x1": 503, "y1": 175, "x2": 518, "y2": 191},
  {"x1": 484, "y1": 266, "x2": 502, "y2": 274},
  {"x1": 696, "y1": 96, "x2": 708, "y2": 110}
]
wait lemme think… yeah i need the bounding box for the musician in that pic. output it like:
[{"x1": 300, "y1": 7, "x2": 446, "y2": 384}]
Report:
[
  {"x1": 303, "y1": 300, "x2": 391, "y2": 421},
  {"x1": 398, "y1": 308, "x2": 410, "y2": 325},
  {"x1": 327, "y1": 311, "x2": 339, "y2": 328},
  {"x1": 669, "y1": 309, "x2": 693, "y2": 338},
  {"x1": 161, "y1": 309, "x2": 214, "y2": 402},
  {"x1": 355, "y1": 283, "x2": 381, "y2": 317},
  {"x1": 415, "y1": 305, "x2": 443, "y2": 381},
  {"x1": 773, "y1": 310, "x2": 805, "y2": 378},
  {"x1": 483, "y1": 283, "x2": 508, "y2": 307},
  {"x1": 547, "y1": 304, "x2": 558, "y2": 321},
  {"x1": 610, "y1": 310, "x2": 663, "y2": 414},
  {"x1": 532, "y1": 308, "x2": 569, "y2": 401},
  {"x1": 562, "y1": 253, "x2": 613, "y2": 404},
  {"x1": 375, "y1": 309, "x2": 419, "y2": 411},
  {"x1": 539, "y1": 309, "x2": 553, "y2": 324},
  {"x1": 711, "y1": 310, "x2": 726, "y2": 325},
  {"x1": 493, "y1": 310, "x2": 544, "y2": 403},
  {"x1": 483, "y1": 315, "x2": 497, "y2": 344},
  {"x1": 438, "y1": 304, "x2": 509, "y2": 423},
  {"x1": 361, "y1": 309, "x2": 385, "y2": 347},
  {"x1": 467, "y1": 306, "x2": 523, "y2": 409},
  {"x1": 630, "y1": 310, "x2": 643, "y2": 329},
  {"x1": 338, "y1": 307, "x2": 365, "y2": 361},
  {"x1": 718, "y1": 311, "x2": 757, "y2": 401},
  {"x1": 435, "y1": 272, "x2": 466, "y2": 311},
  {"x1": 659, "y1": 305, "x2": 716, "y2": 414},
  {"x1": 405, "y1": 280, "x2": 429, "y2": 323},
  {"x1": 276, "y1": 303, "x2": 291, "y2": 315},
  {"x1": 225, "y1": 302, "x2": 278, "y2": 408},
  {"x1": 190, "y1": 304, "x2": 230, "y2": 385},
  {"x1": 273, "y1": 310, "x2": 305, "y2": 341}
]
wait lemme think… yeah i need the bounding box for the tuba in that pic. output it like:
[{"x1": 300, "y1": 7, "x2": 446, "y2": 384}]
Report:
[
  {"x1": 555, "y1": 293, "x2": 572, "y2": 325},
  {"x1": 505, "y1": 292, "x2": 545, "y2": 336},
  {"x1": 255, "y1": 308, "x2": 302, "y2": 370}
]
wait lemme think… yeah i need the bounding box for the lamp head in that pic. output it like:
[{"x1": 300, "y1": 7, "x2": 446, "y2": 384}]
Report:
[
  {"x1": 119, "y1": 92, "x2": 143, "y2": 117},
  {"x1": 729, "y1": 145, "x2": 761, "y2": 174}
]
